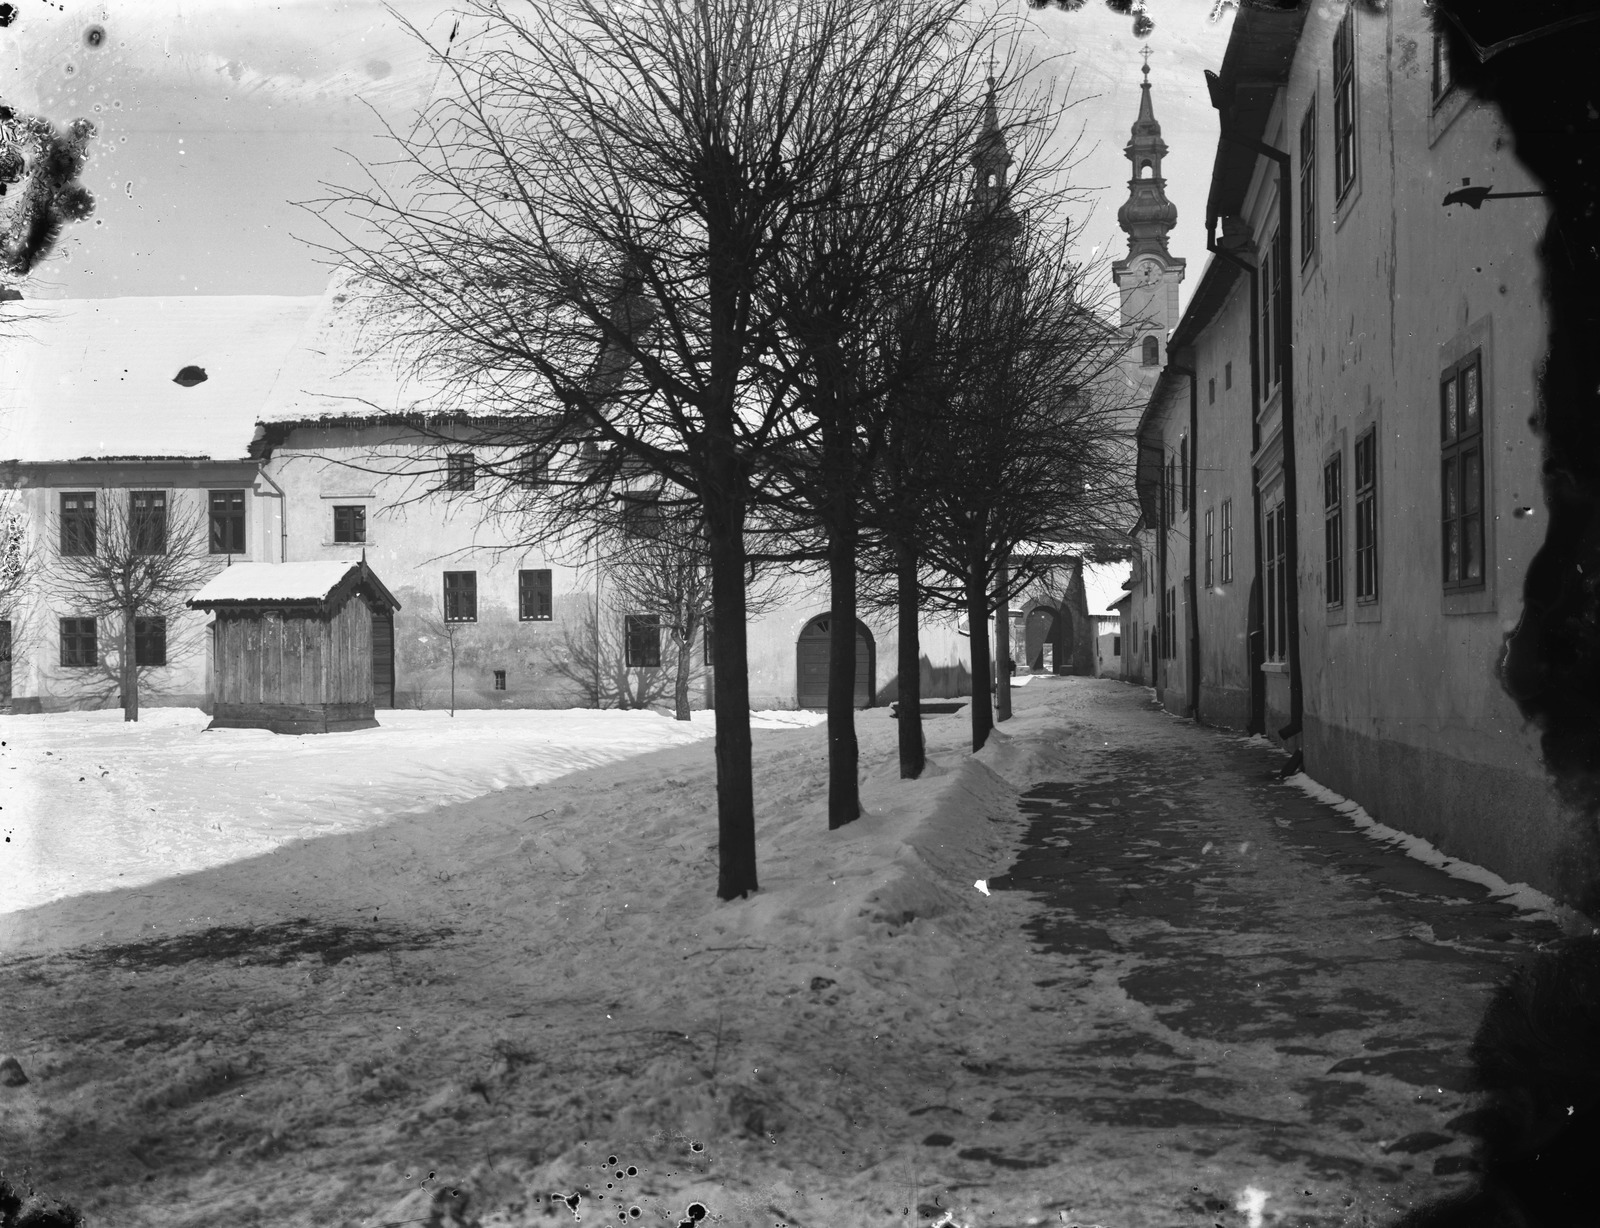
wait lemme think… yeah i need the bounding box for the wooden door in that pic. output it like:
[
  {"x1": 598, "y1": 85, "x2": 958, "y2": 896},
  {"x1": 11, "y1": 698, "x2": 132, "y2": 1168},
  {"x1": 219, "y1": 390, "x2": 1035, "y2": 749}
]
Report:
[
  {"x1": 796, "y1": 616, "x2": 873, "y2": 709},
  {"x1": 371, "y1": 608, "x2": 395, "y2": 708}
]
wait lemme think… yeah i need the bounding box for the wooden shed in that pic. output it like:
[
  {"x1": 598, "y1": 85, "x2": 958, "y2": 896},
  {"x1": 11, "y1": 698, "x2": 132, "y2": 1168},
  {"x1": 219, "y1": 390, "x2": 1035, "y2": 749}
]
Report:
[{"x1": 187, "y1": 559, "x2": 401, "y2": 734}]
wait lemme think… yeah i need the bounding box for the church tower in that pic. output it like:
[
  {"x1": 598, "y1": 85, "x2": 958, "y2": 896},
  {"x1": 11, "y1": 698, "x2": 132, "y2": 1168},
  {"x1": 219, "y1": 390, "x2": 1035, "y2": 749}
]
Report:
[
  {"x1": 969, "y1": 73, "x2": 1021, "y2": 259},
  {"x1": 1111, "y1": 51, "x2": 1185, "y2": 370}
]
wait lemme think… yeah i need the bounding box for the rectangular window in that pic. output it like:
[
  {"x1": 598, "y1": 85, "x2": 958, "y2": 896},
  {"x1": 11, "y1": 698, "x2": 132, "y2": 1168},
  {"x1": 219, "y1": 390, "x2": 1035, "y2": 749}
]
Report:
[
  {"x1": 1204, "y1": 508, "x2": 1215, "y2": 588},
  {"x1": 1113, "y1": 634, "x2": 1122, "y2": 656},
  {"x1": 60, "y1": 492, "x2": 96, "y2": 556},
  {"x1": 1324, "y1": 453, "x2": 1344, "y2": 607},
  {"x1": 518, "y1": 568, "x2": 554, "y2": 621},
  {"x1": 1220, "y1": 499, "x2": 1234, "y2": 583},
  {"x1": 1224, "y1": 361, "x2": 1233, "y2": 391},
  {"x1": 1261, "y1": 229, "x2": 1284, "y2": 393},
  {"x1": 333, "y1": 504, "x2": 367, "y2": 544},
  {"x1": 1179, "y1": 436, "x2": 1189, "y2": 512},
  {"x1": 518, "y1": 448, "x2": 550, "y2": 485},
  {"x1": 492, "y1": 668, "x2": 507, "y2": 691},
  {"x1": 1442, "y1": 353, "x2": 1485, "y2": 591},
  {"x1": 1355, "y1": 428, "x2": 1379, "y2": 601},
  {"x1": 1165, "y1": 456, "x2": 1177, "y2": 527},
  {"x1": 130, "y1": 490, "x2": 167, "y2": 555},
  {"x1": 1265, "y1": 501, "x2": 1287, "y2": 661},
  {"x1": 60, "y1": 617, "x2": 97, "y2": 667},
  {"x1": 209, "y1": 490, "x2": 246, "y2": 554},
  {"x1": 1299, "y1": 99, "x2": 1318, "y2": 264},
  {"x1": 625, "y1": 614, "x2": 661, "y2": 668},
  {"x1": 134, "y1": 615, "x2": 167, "y2": 667},
  {"x1": 1431, "y1": 26, "x2": 1453, "y2": 105},
  {"x1": 446, "y1": 452, "x2": 476, "y2": 492},
  {"x1": 443, "y1": 570, "x2": 478, "y2": 622},
  {"x1": 1333, "y1": 8, "x2": 1358, "y2": 201},
  {"x1": 621, "y1": 494, "x2": 663, "y2": 540},
  {"x1": 1208, "y1": 377, "x2": 1216, "y2": 405}
]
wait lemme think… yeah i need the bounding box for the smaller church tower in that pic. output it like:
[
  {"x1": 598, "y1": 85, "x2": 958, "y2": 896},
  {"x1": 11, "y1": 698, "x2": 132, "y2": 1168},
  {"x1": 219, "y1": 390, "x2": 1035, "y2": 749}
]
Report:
[
  {"x1": 968, "y1": 73, "x2": 1022, "y2": 257},
  {"x1": 1111, "y1": 50, "x2": 1186, "y2": 370}
]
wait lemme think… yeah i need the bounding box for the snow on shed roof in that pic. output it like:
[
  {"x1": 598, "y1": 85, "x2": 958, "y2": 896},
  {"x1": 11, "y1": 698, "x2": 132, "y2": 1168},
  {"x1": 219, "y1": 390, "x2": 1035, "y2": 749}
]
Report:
[
  {"x1": 189, "y1": 560, "x2": 399, "y2": 611},
  {"x1": 0, "y1": 296, "x2": 321, "y2": 463}
]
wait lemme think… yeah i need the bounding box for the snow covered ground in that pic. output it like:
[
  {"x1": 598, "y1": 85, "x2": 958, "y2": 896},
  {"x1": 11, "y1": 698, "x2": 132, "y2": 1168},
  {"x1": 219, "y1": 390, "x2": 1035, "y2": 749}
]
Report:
[
  {"x1": 0, "y1": 685, "x2": 1567, "y2": 1228},
  {"x1": 0, "y1": 706, "x2": 822, "y2": 922}
]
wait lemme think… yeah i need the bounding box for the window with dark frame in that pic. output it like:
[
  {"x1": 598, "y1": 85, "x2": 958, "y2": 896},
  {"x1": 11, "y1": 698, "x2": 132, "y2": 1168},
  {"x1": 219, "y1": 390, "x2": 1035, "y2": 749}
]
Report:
[
  {"x1": 443, "y1": 570, "x2": 478, "y2": 622},
  {"x1": 1204, "y1": 508, "x2": 1215, "y2": 588},
  {"x1": 1141, "y1": 335, "x2": 1159, "y2": 366},
  {"x1": 134, "y1": 616, "x2": 167, "y2": 667},
  {"x1": 131, "y1": 490, "x2": 167, "y2": 555},
  {"x1": 1261, "y1": 229, "x2": 1284, "y2": 393},
  {"x1": 333, "y1": 504, "x2": 367, "y2": 544},
  {"x1": 1324, "y1": 453, "x2": 1344, "y2": 607},
  {"x1": 1354, "y1": 427, "x2": 1379, "y2": 601},
  {"x1": 1265, "y1": 501, "x2": 1287, "y2": 661},
  {"x1": 1300, "y1": 99, "x2": 1318, "y2": 264},
  {"x1": 621, "y1": 494, "x2": 664, "y2": 540},
  {"x1": 493, "y1": 669, "x2": 507, "y2": 691},
  {"x1": 60, "y1": 617, "x2": 97, "y2": 667},
  {"x1": 624, "y1": 614, "x2": 662, "y2": 668},
  {"x1": 1113, "y1": 634, "x2": 1122, "y2": 656},
  {"x1": 209, "y1": 490, "x2": 246, "y2": 554},
  {"x1": 1333, "y1": 7, "x2": 1358, "y2": 201},
  {"x1": 518, "y1": 568, "x2": 554, "y2": 621},
  {"x1": 1179, "y1": 436, "x2": 1189, "y2": 511},
  {"x1": 1166, "y1": 455, "x2": 1177, "y2": 527},
  {"x1": 518, "y1": 448, "x2": 550, "y2": 485},
  {"x1": 445, "y1": 452, "x2": 476, "y2": 492},
  {"x1": 1442, "y1": 352, "x2": 1485, "y2": 591},
  {"x1": 1208, "y1": 377, "x2": 1216, "y2": 405},
  {"x1": 1225, "y1": 361, "x2": 1233, "y2": 391},
  {"x1": 1431, "y1": 25, "x2": 1453, "y2": 104},
  {"x1": 60, "y1": 492, "x2": 96, "y2": 556},
  {"x1": 1221, "y1": 499, "x2": 1234, "y2": 583}
]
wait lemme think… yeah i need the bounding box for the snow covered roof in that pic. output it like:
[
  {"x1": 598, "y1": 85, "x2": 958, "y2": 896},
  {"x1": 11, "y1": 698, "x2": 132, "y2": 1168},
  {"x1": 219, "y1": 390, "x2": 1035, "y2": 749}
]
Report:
[
  {"x1": 1081, "y1": 561, "x2": 1132, "y2": 615},
  {"x1": 255, "y1": 271, "x2": 455, "y2": 429},
  {"x1": 188, "y1": 560, "x2": 400, "y2": 612},
  {"x1": 0, "y1": 295, "x2": 321, "y2": 463}
]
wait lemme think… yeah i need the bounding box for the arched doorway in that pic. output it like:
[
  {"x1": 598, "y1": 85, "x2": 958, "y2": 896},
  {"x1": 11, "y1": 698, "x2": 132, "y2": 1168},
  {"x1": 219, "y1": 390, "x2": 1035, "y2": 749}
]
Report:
[
  {"x1": 1023, "y1": 605, "x2": 1066, "y2": 673},
  {"x1": 796, "y1": 616, "x2": 875, "y2": 709}
]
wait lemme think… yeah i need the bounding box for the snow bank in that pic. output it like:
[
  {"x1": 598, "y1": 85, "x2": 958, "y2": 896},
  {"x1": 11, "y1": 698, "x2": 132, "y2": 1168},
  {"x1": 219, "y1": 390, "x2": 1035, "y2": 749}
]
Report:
[
  {"x1": 187, "y1": 559, "x2": 366, "y2": 604},
  {"x1": 1284, "y1": 771, "x2": 1592, "y2": 933}
]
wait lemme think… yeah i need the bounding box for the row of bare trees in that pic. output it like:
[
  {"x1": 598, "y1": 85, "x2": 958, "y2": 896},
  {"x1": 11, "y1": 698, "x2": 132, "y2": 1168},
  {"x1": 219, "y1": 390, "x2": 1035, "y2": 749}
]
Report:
[{"x1": 312, "y1": 0, "x2": 1137, "y2": 899}]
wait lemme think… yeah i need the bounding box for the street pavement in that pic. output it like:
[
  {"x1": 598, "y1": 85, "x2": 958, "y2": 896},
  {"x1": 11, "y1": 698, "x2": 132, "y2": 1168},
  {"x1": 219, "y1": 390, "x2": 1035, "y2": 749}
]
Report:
[{"x1": 970, "y1": 679, "x2": 1563, "y2": 1228}]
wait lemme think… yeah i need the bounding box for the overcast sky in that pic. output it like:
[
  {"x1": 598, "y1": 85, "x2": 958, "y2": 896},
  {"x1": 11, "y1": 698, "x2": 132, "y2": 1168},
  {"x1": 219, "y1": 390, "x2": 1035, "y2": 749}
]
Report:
[{"x1": 2, "y1": 0, "x2": 1235, "y2": 310}]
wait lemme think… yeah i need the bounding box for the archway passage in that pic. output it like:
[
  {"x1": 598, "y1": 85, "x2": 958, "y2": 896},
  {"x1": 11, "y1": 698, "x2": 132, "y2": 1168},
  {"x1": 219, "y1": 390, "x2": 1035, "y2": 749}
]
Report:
[
  {"x1": 796, "y1": 615, "x2": 875, "y2": 709},
  {"x1": 1024, "y1": 606, "x2": 1061, "y2": 673}
]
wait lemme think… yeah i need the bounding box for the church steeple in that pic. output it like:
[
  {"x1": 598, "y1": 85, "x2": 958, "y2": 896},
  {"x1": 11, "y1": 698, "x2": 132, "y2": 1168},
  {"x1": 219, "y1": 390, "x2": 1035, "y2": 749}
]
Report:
[
  {"x1": 969, "y1": 72, "x2": 1020, "y2": 246},
  {"x1": 1110, "y1": 49, "x2": 1185, "y2": 370},
  {"x1": 1116, "y1": 50, "x2": 1179, "y2": 261}
]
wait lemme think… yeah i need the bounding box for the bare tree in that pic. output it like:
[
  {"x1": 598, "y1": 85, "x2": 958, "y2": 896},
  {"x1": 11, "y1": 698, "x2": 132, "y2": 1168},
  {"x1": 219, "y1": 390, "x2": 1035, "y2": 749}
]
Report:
[
  {"x1": 309, "y1": 0, "x2": 1008, "y2": 898},
  {"x1": 44, "y1": 491, "x2": 218, "y2": 722}
]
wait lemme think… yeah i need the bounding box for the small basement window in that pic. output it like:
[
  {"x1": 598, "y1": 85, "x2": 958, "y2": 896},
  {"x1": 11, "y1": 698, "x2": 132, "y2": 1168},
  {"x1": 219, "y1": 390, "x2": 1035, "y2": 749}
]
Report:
[{"x1": 493, "y1": 669, "x2": 507, "y2": 691}]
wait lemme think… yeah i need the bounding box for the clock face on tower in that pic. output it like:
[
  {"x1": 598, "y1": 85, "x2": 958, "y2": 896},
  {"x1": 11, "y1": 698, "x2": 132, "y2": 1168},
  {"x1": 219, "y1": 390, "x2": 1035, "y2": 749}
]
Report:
[{"x1": 1140, "y1": 259, "x2": 1159, "y2": 282}]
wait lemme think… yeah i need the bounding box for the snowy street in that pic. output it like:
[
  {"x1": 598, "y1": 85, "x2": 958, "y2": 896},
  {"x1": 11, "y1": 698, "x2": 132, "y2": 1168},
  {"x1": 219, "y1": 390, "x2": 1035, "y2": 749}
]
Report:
[{"x1": 0, "y1": 681, "x2": 1569, "y2": 1228}]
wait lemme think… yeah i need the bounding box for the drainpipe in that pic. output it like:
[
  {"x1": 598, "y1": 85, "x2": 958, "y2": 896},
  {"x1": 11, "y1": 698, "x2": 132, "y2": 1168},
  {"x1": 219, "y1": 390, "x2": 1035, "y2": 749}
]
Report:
[
  {"x1": 257, "y1": 465, "x2": 289, "y2": 563},
  {"x1": 1156, "y1": 448, "x2": 1168, "y2": 700},
  {"x1": 1167, "y1": 361, "x2": 1201, "y2": 720},
  {"x1": 1206, "y1": 218, "x2": 1266, "y2": 734},
  {"x1": 1210, "y1": 129, "x2": 1303, "y2": 744}
]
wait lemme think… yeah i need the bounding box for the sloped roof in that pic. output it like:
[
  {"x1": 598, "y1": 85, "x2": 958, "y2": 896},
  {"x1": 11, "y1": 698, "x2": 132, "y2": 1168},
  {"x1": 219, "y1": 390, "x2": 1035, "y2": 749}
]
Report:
[
  {"x1": 1082, "y1": 561, "x2": 1133, "y2": 615},
  {"x1": 0, "y1": 296, "x2": 321, "y2": 463},
  {"x1": 188, "y1": 560, "x2": 400, "y2": 612},
  {"x1": 256, "y1": 270, "x2": 455, "y2": 429}
]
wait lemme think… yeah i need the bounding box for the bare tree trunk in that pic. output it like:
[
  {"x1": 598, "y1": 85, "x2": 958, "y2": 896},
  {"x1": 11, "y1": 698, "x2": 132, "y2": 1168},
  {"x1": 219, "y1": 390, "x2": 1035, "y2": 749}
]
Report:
[
  {"x1": 826, "y1": 520, "x2": 861, "y2": 828},
  {"x1": 706, "y1": 494, "x2": 758, "y2": 900},
  {"x1": 994, "y1": 556, "x2": 1011, "y2": 723},
  {"x1": 966, "y1": 562, "x2": 993, "y2": 752},
  {"x1": 122, "y1": 608, "x2": 139, "y2": 723},
  {"x1": 674, "y1": 619, "x2": 693, "y2": 721},
  {"x1": 895, "y1": 538, "x2": 924, "y2": 779}
]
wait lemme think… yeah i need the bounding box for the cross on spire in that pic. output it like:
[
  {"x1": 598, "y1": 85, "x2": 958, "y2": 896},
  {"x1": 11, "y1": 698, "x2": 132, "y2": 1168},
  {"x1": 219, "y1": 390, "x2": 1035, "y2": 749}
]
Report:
[{"x1": 1139, "y1": 45, "x2": 1154, "y2": 78}]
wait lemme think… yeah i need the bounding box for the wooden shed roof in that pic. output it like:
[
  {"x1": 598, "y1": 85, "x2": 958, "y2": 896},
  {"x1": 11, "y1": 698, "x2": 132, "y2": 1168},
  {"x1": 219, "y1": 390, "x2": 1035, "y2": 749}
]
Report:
[{"x1": 188, "y1": 560, "x2": 401, "y2": 614}]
